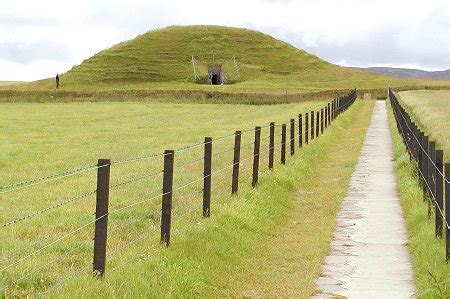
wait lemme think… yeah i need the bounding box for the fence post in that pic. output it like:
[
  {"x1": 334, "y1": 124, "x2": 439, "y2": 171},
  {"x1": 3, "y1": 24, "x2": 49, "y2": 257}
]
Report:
[
  {"x1": 281, "y1": 124, "x2": 286, "y2": 164},
  {"x1": 327, "y1": 103, "x2": 331, "y2": 125},
  {"x1": 269, "y1": 122, "x2": 275, "y2": 170},
  {"x1": 290, "y1": 119, "x2": 295, "y2": 156},
  {"x1": 422, "y1": 136, "x2": 429, "y2": 202},
  {"x1": 252, "y1": 127, "x2": 261, "y2": 187},
  {"x1": 316, "y1": 111, "x2": 320, "y2": 138},
  {"x1": 321, "y1": 108, "x2": 324, "y2": 134},
  {"x1": 435, "y1": 150, "x2": 443, "y2": 237},
  {"x1": 427, "y1": 142, "x2": 436, "y2": 217},
  {"x1": 305, "y1": 113, "x2": 309, "y2": 144},
  {"x1": 231, "y1": 131, "x2": 241, "y2": 194},
  {"x1": 203, "y1": 137, "x2": 212, "y2": 217},
  {"x1": 93, "y1": 158, "x2": 111, "y2": 278},
  {"x1": 445, "y1": 163, "x2": 450, "y2": 262},
  {"x1": 298, "y1": 114, "x2": 303, "y2": 148},
  {"x1": 324, "y1": 107, "x2": 328, "y2": 130},
  {"x1": 310, "y1": 111, "x2": 314, "y2": 140},
  {"x1": 161, "y1": 150, "x2": 174, "y2": 246}
]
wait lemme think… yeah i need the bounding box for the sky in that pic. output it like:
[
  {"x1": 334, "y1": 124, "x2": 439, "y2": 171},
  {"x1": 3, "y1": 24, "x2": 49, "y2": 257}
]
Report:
[{"x1": 1, "y1": 0, "x2": 449, "y2": 81}]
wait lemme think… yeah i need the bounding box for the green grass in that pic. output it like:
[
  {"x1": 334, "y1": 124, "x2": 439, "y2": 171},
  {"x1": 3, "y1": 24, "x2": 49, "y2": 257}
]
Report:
[
  {"x1": 1, "y1": 26, "x2": 449, "y2": 102},
  {"x1": 46, "y1": 97, "x2": 372, "y2": 298},
  {"x1": 0, "y1": 96, "x2": 371, "y2": 297},
  {"x1": 0, "y1": 98, "x2": 329, "y2": 296},
  {"x1": 398, "y1": 90, "x2": 450, "y2": 158},
  {"x1": 387, "y1": 97, "x2": 450, "y2": 297}
]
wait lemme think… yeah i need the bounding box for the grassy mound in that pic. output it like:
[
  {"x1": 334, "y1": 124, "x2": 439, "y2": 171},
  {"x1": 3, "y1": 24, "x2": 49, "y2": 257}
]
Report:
[{"x1": 62, "y1": 25, "x2": 334, "y2": 85}]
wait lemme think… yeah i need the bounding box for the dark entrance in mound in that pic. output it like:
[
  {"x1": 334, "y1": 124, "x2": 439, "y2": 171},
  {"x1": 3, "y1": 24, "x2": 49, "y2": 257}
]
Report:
[{"x1": 208, "y1": 66, "x2": 222, "y2": 85}]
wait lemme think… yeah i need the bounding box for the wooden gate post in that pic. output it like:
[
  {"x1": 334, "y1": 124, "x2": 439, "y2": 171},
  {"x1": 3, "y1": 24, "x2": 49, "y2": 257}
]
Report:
[{"x1": 93, "y1": 158, "x2": 111, "y2": 278}]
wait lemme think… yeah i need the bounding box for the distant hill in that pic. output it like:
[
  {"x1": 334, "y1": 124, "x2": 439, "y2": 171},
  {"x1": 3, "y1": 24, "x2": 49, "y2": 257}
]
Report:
[{"x1": 364, "y1": 67, "x2": 450, "y2": 79}]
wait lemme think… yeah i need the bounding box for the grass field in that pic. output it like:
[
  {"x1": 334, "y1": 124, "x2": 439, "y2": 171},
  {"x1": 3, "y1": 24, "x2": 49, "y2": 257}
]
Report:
[
  {"x1": 387, "y1": 95, "x2": 450, "y2": 297},
  {"x1": 1, "y1": 96, "x2": 358, "y2": 296},
  {"x1": 398, "y1": 90, "x2": 450, "y2": 157},
  {"x1": 45, "y1": 97, "x2": 372, "y2": 297}
]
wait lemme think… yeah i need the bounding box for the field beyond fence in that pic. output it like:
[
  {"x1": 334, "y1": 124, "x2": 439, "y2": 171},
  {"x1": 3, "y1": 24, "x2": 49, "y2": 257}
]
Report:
[
  {"x1": 389, "y1": 88, "x2": 450, "y2": 261},
  {"x1": 1, "y1": 90, "x2": 357, "y2": 295}
]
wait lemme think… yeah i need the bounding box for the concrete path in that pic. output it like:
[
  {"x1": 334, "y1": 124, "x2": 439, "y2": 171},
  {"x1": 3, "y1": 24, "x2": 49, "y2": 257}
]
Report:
[{"x1": 314, "y1": 101, "x2": 415, "y2": 298}]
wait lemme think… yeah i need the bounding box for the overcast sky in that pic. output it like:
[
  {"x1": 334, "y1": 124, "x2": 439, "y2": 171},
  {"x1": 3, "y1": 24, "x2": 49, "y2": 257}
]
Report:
[{"x1": 1, "y1": 0, "x2": 449, "y2": 81}]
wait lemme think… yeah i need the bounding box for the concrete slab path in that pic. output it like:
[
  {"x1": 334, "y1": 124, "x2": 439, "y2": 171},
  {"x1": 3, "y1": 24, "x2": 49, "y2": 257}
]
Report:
[{"x1": 314, "y1": 101, "x2": 415, "y2": 298}]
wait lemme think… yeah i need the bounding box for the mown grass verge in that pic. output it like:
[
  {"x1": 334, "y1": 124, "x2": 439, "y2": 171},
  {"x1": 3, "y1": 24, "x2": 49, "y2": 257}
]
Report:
[
  {"x1": 387, "y1": 99, "x2": 450, "y2": 298},
  {"x1": 41, "y1": 99, "x2": 373, "y2": 297}
]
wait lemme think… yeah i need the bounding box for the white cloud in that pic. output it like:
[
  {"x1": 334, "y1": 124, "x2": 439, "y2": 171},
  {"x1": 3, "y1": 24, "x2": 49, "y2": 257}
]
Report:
[{"x1": 0, "y1": 0, "x2": 449, "y2": 80}]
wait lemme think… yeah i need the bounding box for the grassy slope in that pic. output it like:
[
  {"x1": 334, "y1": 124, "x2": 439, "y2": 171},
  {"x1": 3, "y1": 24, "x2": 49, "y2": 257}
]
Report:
[
  {"x1": 1, "y1": 26, "x2": 449, "y2": 100},
  {"x1": 387, "y1": 98, "x2": 450, "y2": 297},
  {"x1": 398, "y1": 90, "x2": 450, "y2": 157},
  {"x1": 45, "y1": 99, "x2": 373, "y2": 297}
]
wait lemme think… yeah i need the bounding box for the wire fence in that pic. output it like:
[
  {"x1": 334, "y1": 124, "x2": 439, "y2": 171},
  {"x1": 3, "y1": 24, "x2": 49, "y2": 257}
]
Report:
[
  {"x1": 0, "y1": 89, "x2": 358, "y2": 296},
  {"x1": 388, "y1": 87, "x2": 450, "y2": 262}
]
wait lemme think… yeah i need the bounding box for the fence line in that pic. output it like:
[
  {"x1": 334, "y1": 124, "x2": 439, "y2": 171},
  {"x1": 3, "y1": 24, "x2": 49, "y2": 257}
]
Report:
[
  {"x1": 388, "y1": 87, "x2": 449, "y2": 262},
  {"x1": 0, "y1": 89, "x2": 358, "y2": 295}
]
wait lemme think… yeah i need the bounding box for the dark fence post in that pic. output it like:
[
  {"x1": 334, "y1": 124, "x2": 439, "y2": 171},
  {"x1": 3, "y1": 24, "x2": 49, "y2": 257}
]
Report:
[
  {"x1": 203, "y1": 137, "x2": 212, "y2": 218},
  {"x1": 161, "y1": 150, "x2": 174, "y2": 246},
  {"x1": 316, "y1": 111, "x2": 320, "y2": 138},
  {"x1": 435, "y1": 150, "x2": 443, "y2": 237},
  {"x1": 422, "y1": 136, "x2": 429, "y2": 202},
  {"x1": 427, "y1": 142, "x2": 436, "y2": 217},
  {"x1": 305, "y1": 113, "x2": 309, "y2": 145},
  {"x1": 327, "y1": 103, "x2": 331, "y2": 125},
  {"x1": 321, "y1": 108, "x2": 324, "y2": 134},
  {"x1": 93, "y1": 158, "x2": 111, "y2": 278},
  {"x1": 231, "y1": 131, "x2": 241, "y2": 194},
  {"x1": 290, "y1": 119, "x2": 295, "y2": 156},
  {"x1": 281, "y1": 124, "x2": 286, "y2": 164},
  {"x1": 324, "y1": 107, "x2": 328, "y2": 130},
  {"x1": 252, "y1": 127, "x2": 261, "y2": 187},
  {"x1": 269, "y1": 122, "x2": 275, "y2": 170},
  {"x1": 445, "y1": 163, "x2": 450, "y2": 262},
  {"x1": 298, "y1": 114, "x2": 303, "y2": 148},
  {"x1": 310, "y1": 111, "x2": 314, "y2": 140}
]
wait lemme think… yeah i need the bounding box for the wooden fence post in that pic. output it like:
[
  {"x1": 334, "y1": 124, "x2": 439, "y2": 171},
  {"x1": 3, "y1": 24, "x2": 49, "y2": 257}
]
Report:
[
  {"x1": 161, "y1": 150, "x2": 174, "y2": 246},
  {"x1": 305, "y1": 113, "x2": 309, "y2": 145},
  {"x1": 445, "y1": 163, "x2": 450, "y2": 262},
  {"x1": 435, "y1": 150, "x2": 443, "y2": 237},
  {"x1": 422, "y1": 136, "x2": 429, "y2": 202},
  {"x1": 310, "y1": 111, "x2": 314, "y2": 140},
  {"x1": 327, "y1": 103, "x2": 331, "y2": 125},
  {"x1": 281, "y1": 124, "x2": 286, "y2": 164},
  {"x1": 427, "y1": 142, "x2": 436, "y2": 217},
  {"x1": 321, "y1": 108, "x2": 324, "y2": 134},
  {"x1": 231, "y1": 131, "x2": 241, "y2": 194},
  {"x1": 324, "y1": 107, "x2": 328, "y2": 129},
  {"x1": 252, "y1": 127, "x2": 261, "y2": 187},
  {"x1": 290, "y1": 119, "x2": 295, "y2": 156},
  {"x1": 316, "y1": 111, "x2": 320, "y2": 138},
  {"x1": 298, "y1": 114, "x2": 303, "y2": 148},
  {"x1": 269, "y1": 122, "x2": 275, "y2": 170},
  {"x1": 93, "y1": 158, "x2": 111, "y2": 278},
  {"x1": 203, "y1": 137, "x2": 212, "y2": 217}
]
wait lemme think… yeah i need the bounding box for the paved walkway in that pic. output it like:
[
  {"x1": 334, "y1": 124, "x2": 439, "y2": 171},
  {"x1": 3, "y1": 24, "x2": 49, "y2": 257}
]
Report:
[{"x1": 314, "y1": 101, "x2": 415, "y2": 298}]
